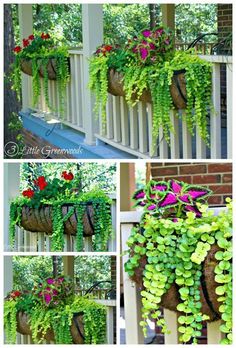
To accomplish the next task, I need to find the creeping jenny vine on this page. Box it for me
[125,179,232,344]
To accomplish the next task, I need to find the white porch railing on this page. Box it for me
[96,55,232,159]
[15,298,116,344]
[11,195,116,252]
[120,208,225,344]
[26,53,232,159]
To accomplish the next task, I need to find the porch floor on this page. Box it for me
[20,110,227,159]
[20,110,136,159]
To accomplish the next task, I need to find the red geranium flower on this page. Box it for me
[23,39,30,47]
[41,33,50,40]
[34,176,48,190]
[61,171,74,181]
[13,46,22,53]
[22,188,34,198]
[28,34,34,41]
[104,45,113,52]
[11,290,21,298]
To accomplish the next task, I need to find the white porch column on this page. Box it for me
[82,4,103,145]
[4,163,20,251]
[161,4,175,31]
[63,256,74,278]
[4,256,13,295]
[18,4,33,110]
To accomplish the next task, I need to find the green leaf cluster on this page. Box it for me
[4,294,106,344]
[9,190,113,252]
[89,39,212,154]
[125,200,232,344]
[11,38,69,116]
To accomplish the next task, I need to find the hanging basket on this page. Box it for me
[20,58,70,80]
[108,68,187,110]
[19,203,96,236]
[130,243,222,322]
[16,311,84,343]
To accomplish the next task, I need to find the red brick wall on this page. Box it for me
[151,162,232,206]
[217,4,232,121]
[218,4,232,41]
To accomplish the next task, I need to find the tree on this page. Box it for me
[12,256,111,291]
[74,256,111,289]
[149,4,158,29]
[11,4,217,47]
[4,4,22,154]
[20,162,116,193]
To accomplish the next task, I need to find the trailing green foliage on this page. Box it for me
[125,180,232,344]
[89,27,213,154]
[88,55,109,130]
[11,33,69,115]
[9,168,114,252]
[4,278,107,344]
[4,298,18,344]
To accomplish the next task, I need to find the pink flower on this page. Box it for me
[173,218,179,223]
[165,39,170,45]
[53,289,58,296]
[141,40,148,45]
[46,278,54,284]
[132,46,138,53]
[142,30,151,38]
[140,48,149,60]
[44,293,52,304]
[58,277,64,283]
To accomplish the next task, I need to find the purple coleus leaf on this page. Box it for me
[142,30,151,38]
[188,188,211,200]
[139,47,149,60]
[151,181,168,192]
[149,43,156,50]
[178,194,192,204]
[46,278,54,285]
[138,201,146,207]
[135,192,146,199]
[155,28,164,37]
[147,204,157,211]
[159,192,178,208]
[185,205,202,217]
[181,185,212,203]
[44,293,52,304]
[132,189,146,200]
[170,180,182,194]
